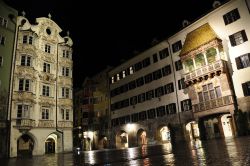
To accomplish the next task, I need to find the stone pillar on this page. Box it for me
[170,124,186,143]
[203,51,208,65]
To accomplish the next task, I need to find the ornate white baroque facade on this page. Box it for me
[9,14,73,157]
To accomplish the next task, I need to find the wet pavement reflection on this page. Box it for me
[2,136,250,166]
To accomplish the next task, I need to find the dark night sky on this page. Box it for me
[4,0,228,88]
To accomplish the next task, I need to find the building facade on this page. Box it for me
[0,0,18,158]
[74,67,111,150]
[9,14,73,157]
[109,0,250,148]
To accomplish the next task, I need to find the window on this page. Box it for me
[167,103,176,114]
[235,53,250,69]
[223,8,240,25]
[131,113,139,122]
[63,50,70,58]
[175,60,183,71]
[0,35,5,45]
[22,35,33,44]
[130,96,137,105]
[242,81,250,96]
[139,111,147,121]
[128,80,136,90]
[144,73,153,84]
[181,99,192,112]
[136,77,144,87]
[164,83,174,94]
[21,55,31,66]
[146,90,154,100]
[45,44,51,53]
[17,104,29,118]
[129,66,134,74]
[156,106,166,117]
[0,56,2,67]
[41,107,49,119]
[42,85,50,96]
[43,63,50,73]
[62,67,70,76]
[178,78,186,90]
[162,65,171,76]
[138,93,145,103]
[122,70,126,78]
[134,62,142,72]
[147,108,156,119]
[142,57,150,67]
[62,87,70,98]
[229,30,248,46]
[0,17,7,27]
[153,53,158,63]
[153,69,162,80]
[155,86,164,97]
[61,108,70,120]
[198,83,222,102]
[159,48,169,59]
[19,79,30,91]
[172,40,182,53]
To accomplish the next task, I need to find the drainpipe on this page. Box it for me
[166,40,182,125]
[7,17,25,157]
[56,42,64,153]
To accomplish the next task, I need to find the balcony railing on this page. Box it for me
[58,121,73,128]
[15,119,36,129]
[184,60,227,83]
[193,95,233,113]
[38,120,54,128]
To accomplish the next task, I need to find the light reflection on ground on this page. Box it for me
[2,136,250,166]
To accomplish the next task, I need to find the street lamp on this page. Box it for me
[78,126,82,150]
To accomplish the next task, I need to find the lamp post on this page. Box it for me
[78,126,82,150]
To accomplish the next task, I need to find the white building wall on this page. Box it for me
[10,15,73,157]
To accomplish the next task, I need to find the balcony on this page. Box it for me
[13,91,35,103]
[57,121,73,128]
[38,120,54,128]
[14,119,36,130]
[193,95,233,113]
[184,60,227,84]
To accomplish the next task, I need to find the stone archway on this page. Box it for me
[17,134,34,157]
[221,114,233,137]
[45,132,62,154]
[45,138,55,154]
[115,130,128,149]
[186,121,200,141]
[157,125,171,143]
[137,129,147,146]
[97,136,108,149]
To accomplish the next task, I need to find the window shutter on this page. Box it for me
[188,99,192,110]
[241,30,248,42]
[223,15,229,25]
[173,103,176,113]
[242,83,248,96]
[235,57,242,69]
[178,80,181,90]
[235,8,240,19]
[229,35,236,46]
[181,101,184,112]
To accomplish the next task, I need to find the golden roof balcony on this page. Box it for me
[184,60,227,85]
